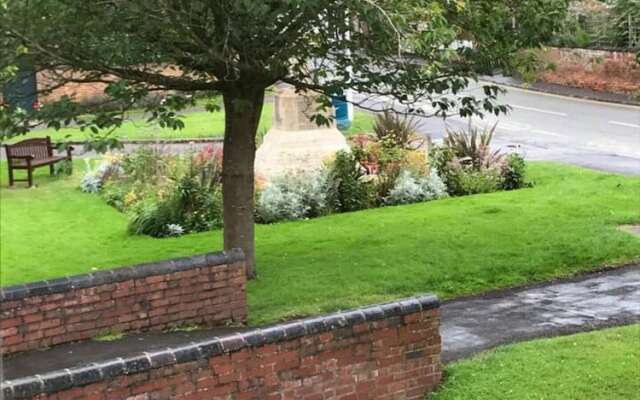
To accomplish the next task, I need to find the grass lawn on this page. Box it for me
[430,324,640,400]
[7,104,376,142]
[1,162,639,325]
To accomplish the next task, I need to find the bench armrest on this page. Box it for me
[53,143,74,158]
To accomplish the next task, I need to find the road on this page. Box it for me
[5,85,637,175]
[354,84,640,175]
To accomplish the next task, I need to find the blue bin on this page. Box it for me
[332,95,352,131]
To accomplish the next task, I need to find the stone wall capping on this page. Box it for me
[1,250,248,355]
[0,250,244,302]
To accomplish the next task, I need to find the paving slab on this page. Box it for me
[441,264,640,362]
[1,327,246,381]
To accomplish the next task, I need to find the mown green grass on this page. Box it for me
[0,163,638,325]
[430,324,640,400]
[7,104,375,142]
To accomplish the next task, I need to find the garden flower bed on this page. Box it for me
[79,112,529,238]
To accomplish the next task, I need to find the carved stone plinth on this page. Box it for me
[255,85,348,179]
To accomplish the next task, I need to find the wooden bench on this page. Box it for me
[4,137,73,187]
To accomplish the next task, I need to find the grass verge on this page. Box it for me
[430,324,640,400]
[7,104,375,142]
[1,163,638,325]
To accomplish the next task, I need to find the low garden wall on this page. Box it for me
[1,295,442,400]
[0,250,247,355]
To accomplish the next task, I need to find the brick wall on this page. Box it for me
[1,295,442,400]
[538,47,640,95]
[0,250,247,355]
[36,70,108,105]
[33,67,178,106]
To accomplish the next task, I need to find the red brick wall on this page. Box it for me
[0,250,247,355]
[36,70,108,105]
[2,296,441,400]
[34,67,179,105]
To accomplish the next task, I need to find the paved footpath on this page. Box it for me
[3,265,640,380]
[441,264,640,362]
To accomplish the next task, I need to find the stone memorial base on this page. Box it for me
[255,84,349,179]
[255,127,348,178]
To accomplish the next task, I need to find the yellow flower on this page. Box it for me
[124,191,138,206]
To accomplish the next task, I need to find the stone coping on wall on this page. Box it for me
[0,294,439,399]
[0,249,244,302]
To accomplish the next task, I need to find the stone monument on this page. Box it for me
[255,84,349,179]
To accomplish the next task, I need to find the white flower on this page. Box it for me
[166,224,185,236]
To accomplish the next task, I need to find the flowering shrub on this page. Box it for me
[420,170,449,200]
[81,145,224,237]
[256,171,330,223]
[350,114,431,202]
[326,150,375,212]
[80,126,528,231]
[431,125,531,196]
[501,153,528,191]
[256,184,308,223]
[80,154,124,193]
[385,170,448,205]
[452,165,502,195]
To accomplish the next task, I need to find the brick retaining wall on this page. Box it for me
[538,47,640,95]
[0,250,247,355]
[1,295,442,400]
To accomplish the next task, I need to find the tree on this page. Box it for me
[0,0,568,278]
[607,0,640,49]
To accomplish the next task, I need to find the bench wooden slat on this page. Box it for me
[4,136,73,187]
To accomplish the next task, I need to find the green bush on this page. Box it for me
[101,181,128,211]
[501,153,527,190]
[121,146,168,183]
[442,123,503,169]
[455,167,502,195]
[127,198,181,237]
[173,173,224,232]
[126,179,223,238]
[513,49,549,83]
[54,159,73,176]
[433,125,530,196]
[552,16,593,48]
[327,151,375,212]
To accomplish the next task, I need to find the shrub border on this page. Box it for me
[1,294,439,399]
[0,249,244,302]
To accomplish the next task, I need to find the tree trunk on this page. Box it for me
[222,87,265,279]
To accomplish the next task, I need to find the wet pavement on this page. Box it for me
[2,327,246,380]
[441,264,640,362]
